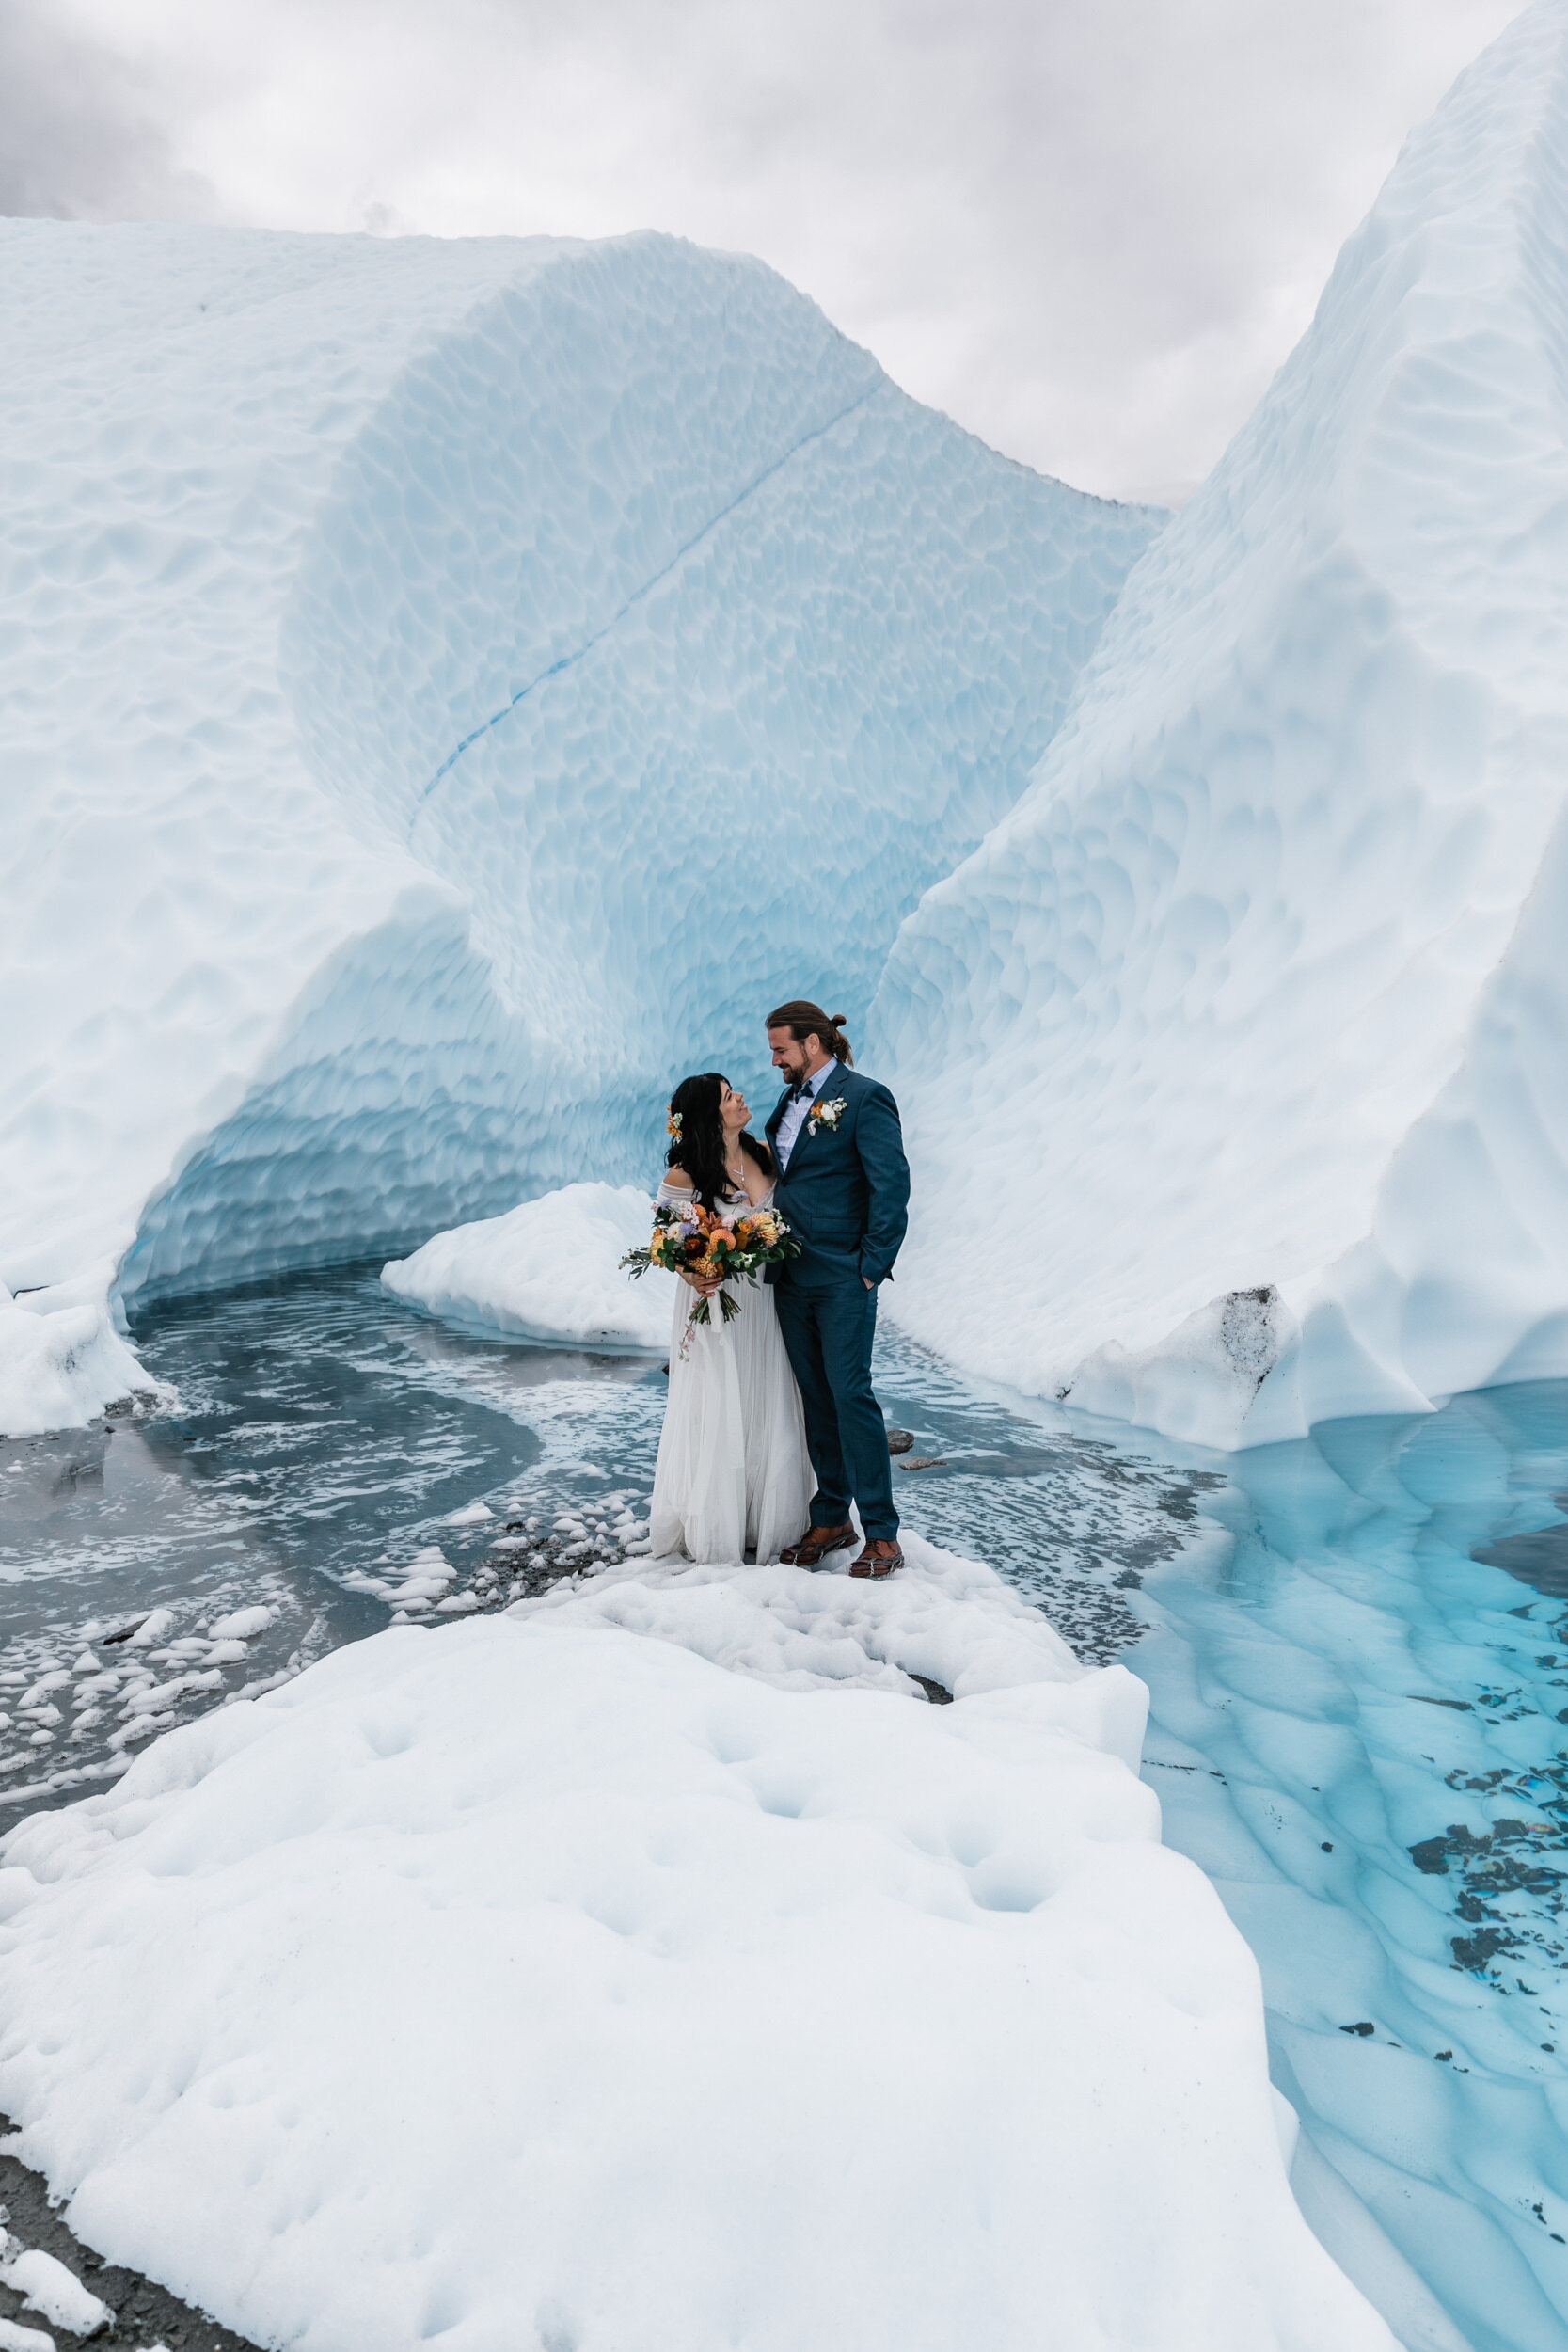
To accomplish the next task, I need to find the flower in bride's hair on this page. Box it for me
[666,1105,683,1141]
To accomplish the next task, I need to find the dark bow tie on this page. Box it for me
[787,1082,810,1104]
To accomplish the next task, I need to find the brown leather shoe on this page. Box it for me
[850,1537,904,1579]
[780,1522,856,1567]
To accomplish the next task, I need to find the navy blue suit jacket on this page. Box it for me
[765,1065,911,1291]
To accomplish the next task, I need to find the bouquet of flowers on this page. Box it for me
[621,1197,801,1351]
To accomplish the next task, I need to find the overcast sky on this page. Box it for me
[1,0,1523,502]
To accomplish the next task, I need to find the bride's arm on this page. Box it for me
[658,1168,719,1296]
[738,1134,774,1205]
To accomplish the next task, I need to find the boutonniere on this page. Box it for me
[809,1095,847,1130]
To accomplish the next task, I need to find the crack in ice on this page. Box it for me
[410,379,883,834]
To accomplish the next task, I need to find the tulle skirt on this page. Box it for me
[648,1275,814,1564]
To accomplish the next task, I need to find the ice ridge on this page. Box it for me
[871,0,1568,1449]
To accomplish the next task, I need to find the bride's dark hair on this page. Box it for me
[667,1072,772,1208]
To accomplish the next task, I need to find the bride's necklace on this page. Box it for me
[723,1147,747,1191]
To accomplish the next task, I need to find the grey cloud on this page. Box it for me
[0,0,216,221]
[0,0,1527,500]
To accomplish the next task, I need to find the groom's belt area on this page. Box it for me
[797,1222,861,1240]
[776,1181,869,1219]
[778,1205,863,1242]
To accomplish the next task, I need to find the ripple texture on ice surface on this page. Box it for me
[872,0,1568,1449]
[0,1557,1395,2352]
[0,220,1160,1429]
[1132,1384,1568,2352]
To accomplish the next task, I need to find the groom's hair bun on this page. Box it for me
[767,1000,854,1065]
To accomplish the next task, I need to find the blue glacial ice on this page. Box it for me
[1129,1381,1568,2352]
[871,0,1568,1451]
[0,220,1159,1428]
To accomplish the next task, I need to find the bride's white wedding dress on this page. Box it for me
[648,1179,814,1563]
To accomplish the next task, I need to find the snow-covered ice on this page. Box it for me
[0,1272,157,1440]
[0,2246,113,2338]
[0,218,1158,1433]
[510,1535,1098,1705]
[383,1183,674,1350]
[873,0,1568,1448]
[0,1543,1394,2352]
[0,2320,54,2352]
[204,1607,274,1644]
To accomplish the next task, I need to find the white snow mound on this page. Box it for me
[383,1182,674,1350]
[873,0,1568,1447]
[0,2248,113,2338]
[0,218,1159,1430]
[0,1267,160,1438]
[0,1545,1393,2352]
[511,1534,1094,1705]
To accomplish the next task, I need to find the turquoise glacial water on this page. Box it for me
[1116,1387,1568,2352]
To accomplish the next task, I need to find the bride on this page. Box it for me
[647,1070,813,1564]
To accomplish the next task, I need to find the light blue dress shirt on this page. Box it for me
[774,1058,837,1170]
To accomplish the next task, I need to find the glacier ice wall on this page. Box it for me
[0,225,560,1314]
[0,219,1159,1417]
[871,0,1568,1447]
[277,234,1160,1229]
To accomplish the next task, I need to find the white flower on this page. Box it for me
[811,1095,847,1129]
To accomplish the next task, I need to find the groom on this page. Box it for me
[764,999,911,1579]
